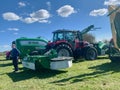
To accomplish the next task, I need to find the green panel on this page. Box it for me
[98,41,106,49]
[39,57,50,69]
[23,55,50,69]
[15,37,48,58]
[22,49,58,69]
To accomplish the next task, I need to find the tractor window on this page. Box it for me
[53,32,64,41]
[58,33,64,40]
[53,33,57,41]
[65,32,75,41]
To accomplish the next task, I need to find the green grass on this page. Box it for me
[1,55,120,90]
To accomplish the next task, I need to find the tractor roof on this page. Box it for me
[53,25,94,35]
[53,29,79,33]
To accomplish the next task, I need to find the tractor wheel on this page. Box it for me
[85,47,97,60]
[56,44,73,57]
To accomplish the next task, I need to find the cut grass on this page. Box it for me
[1,55,120,90]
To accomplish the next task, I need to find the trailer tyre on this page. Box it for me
[85,47,97,60]
[56,44,73,57]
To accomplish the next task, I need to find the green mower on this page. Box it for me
[14,37,73,70]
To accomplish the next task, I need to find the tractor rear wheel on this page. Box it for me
[85,47,97,60]
[56,44,73,57]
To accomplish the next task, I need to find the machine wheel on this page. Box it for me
[85,47,97,60]
[56,44,73,57]
[109,47,120,63]
[109,56,120,63]
[29,51,39,55]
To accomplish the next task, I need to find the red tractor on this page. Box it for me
[46,25,97,60]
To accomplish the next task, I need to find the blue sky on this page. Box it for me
[0,0,119,52]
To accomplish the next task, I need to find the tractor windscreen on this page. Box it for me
[53,32,64,41]
[53,30,76,42]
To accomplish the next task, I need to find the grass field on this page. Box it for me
[1,55,120,90]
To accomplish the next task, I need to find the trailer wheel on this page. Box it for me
[56,44,73,57]
[85,47,97,60]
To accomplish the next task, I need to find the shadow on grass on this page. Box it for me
[89,62,120,72]
[7,68,67,82]
[0,59,8,61]
[51,62,120,85]
[0,62,13,67]
[0,61,22,67]
[0,59,12,67]
[73,59,85,63]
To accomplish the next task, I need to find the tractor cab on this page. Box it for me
[53,30,82,42]
[52,30,83,49]
[52,25,94,49]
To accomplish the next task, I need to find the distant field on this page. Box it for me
[0,55,120,90]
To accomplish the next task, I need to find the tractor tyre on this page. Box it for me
[56,44,73,57]
[85,47,97,60]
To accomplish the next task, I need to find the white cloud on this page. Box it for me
[2,9,51,24]
[8,28,19,31]
[46,1,51,10]
[57,5,76,17]
[18,2,26,7]
[2,12,20,21]
[38,20,51,23]
[104,0,120,5]
[89,8,108,16]
[22,17,37,24]
[23,9,51,23]
[30,9,50,20]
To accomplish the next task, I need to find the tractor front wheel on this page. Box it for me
[85,47,97,60]
[56,44,73,57]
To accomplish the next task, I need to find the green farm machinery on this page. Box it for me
[93,41,108,56]
[15,37,73,70]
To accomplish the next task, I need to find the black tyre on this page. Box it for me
[85,47,97,60]
[109,47,120,63]
[29,51,39,55]
[109,56,120,63]
[56,44,73,57]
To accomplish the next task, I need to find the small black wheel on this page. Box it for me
[56,44,73,57]
[85,47,97,60]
